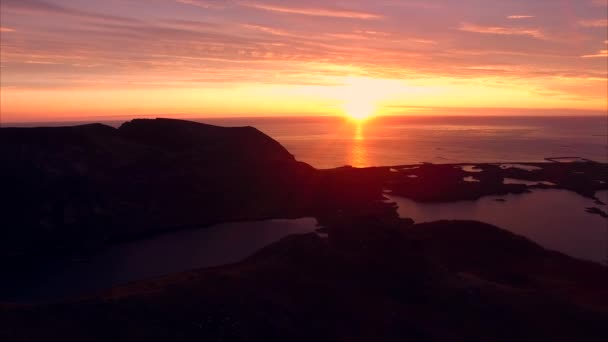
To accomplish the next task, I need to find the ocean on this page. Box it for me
[10,115,606,168]
[200,115,608,168]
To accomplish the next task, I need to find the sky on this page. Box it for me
[0,0,607,122]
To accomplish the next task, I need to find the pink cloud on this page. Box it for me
[241,24,292,36]
[459,23,545,39]
[240,1,382,19]
[578,19,608,27]
[581,50,608,58]
[507,15,535,20]
[175,0,229,9]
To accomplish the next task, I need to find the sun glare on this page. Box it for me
[338,77,404,121]
[343,98,376,120]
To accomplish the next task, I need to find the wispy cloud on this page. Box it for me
[0,27,16,32]
[240,2,382,19]
[578,19,608,27]
[1,0,135,23]
[382,1,443,9]
[581,50,608,58]
[459,23,545,39]
[507,15,535,20]
[590,0,607,7]
[175,0,228,9]
[241,24,292,36]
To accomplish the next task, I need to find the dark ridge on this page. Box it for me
[118,118,295,162]
[0,119,317,287]
[0,118,400,278]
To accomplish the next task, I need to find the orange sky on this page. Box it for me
[1,0,607,122]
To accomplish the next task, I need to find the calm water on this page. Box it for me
[10,116,607,168]
[200,116,608,168]
[5,218,319,303]
[388,190,608,264]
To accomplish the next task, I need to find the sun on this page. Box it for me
[343,97,376,121]
[338,76,399,121]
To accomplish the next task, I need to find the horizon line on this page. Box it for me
[3,110,607,126]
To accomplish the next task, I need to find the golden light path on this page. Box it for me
[348,122,369,167]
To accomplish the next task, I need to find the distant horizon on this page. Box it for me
[3,113,606,167]
[2,107,607,125]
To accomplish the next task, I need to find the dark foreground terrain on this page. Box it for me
[1,119,607,341]
[2,218,608,341]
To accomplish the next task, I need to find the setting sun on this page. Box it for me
[343,98,376,120]
[338,77,403,120]
[2,1,608,339]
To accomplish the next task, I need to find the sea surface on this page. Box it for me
[201,116,608,168]
[9,115,607,168]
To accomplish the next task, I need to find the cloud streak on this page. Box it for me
[1,0,136,23]
[175,0,229,9]
[507,15,535,20]
[240,1,382,19]
[578,19,608,27]
[459,23,545,39]
[590,0,607,7]
[581,50,608,58]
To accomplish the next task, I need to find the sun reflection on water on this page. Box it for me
[348,122,369,167]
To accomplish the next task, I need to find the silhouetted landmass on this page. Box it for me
[385,162,607,202]
[0,119,388,264]
[1,119,311,254]
[2,119,605,266]
[586,207,608,218]
[1,118,607,341]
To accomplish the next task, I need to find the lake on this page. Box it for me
[387,189,608,264]
[4,218,319,304]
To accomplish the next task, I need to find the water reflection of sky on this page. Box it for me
[209,116,608,169]
[388,189,608,264]
[7,218,319,303]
